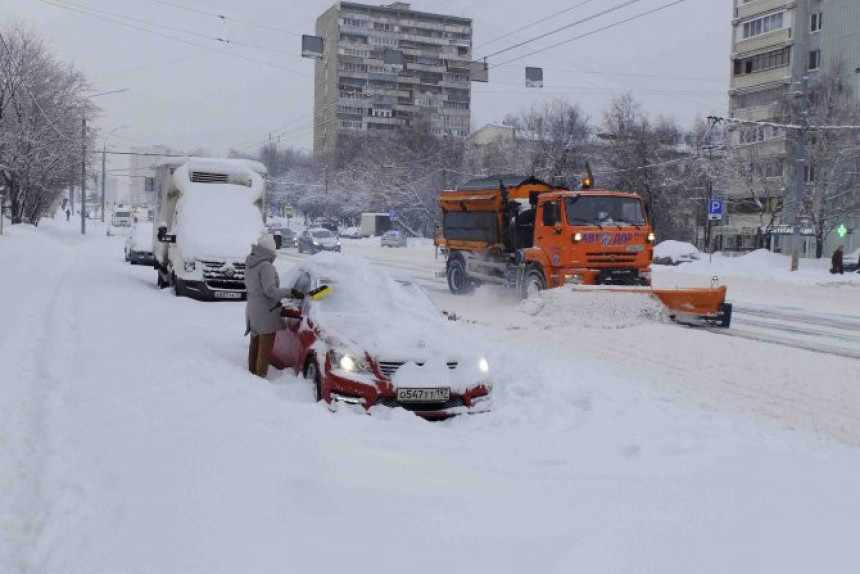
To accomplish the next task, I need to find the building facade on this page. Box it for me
[313,2,473,158]
[725,0,860,256]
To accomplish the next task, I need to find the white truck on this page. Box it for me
[153,157,268,300]
[111,205,133,227]
[359,212,392,237]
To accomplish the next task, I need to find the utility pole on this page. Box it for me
[81,116,87,235]
[101,145,106,222]
[790,77,809,271]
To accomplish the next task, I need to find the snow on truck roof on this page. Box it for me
[456,174,551,191]
[156,156,268,176]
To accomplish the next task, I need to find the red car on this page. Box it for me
[270,254,492,419]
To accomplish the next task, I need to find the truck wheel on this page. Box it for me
[157,268,168,289]
[172,274,184,297]
[447,257,471,295]
[520,268,545,299]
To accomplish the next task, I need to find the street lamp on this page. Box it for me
[101,125,129,222]
[80,88,129,235]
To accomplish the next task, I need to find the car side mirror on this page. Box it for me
[281,306,302,319]
[157,224,176,244]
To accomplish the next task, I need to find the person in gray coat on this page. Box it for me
[245,234,304,377]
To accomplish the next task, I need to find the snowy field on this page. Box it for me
[2,216,860,574]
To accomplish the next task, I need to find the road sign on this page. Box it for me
[389,210,398,221]
[283,205,293,218]
[707,199,723,221]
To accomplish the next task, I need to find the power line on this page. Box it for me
[494,0,687,68]
[482,0,647,60]
[37,0,311,77]
[145,0,303,37]
[474,0,598,55]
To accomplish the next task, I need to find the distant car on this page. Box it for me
[270,227,297,249]
[313,218,340,234]
[270,254,492,419]
[341,226,363,239]
[124,221,155,266]
[380,229,407,248]
[298,228,341,254]
[111,208,133,227]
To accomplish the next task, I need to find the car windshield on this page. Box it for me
[115,211,131,218]
[312,230,333,238]
[564,196,646,226]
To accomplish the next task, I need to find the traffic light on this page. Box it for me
[837,223,847,238]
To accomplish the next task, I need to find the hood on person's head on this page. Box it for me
[246,234,277,267]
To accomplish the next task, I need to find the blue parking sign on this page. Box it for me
[708,200,723,215]
[389,210,398,221]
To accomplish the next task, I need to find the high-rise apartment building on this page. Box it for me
[313,2,473,158]
[724,0,860,255]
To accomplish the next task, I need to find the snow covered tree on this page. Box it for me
[0,23,96,225]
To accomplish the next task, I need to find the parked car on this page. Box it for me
[271,227,297,249]
[111,207,133,227]
[270,254,492,419]
[124,221,155,266]
[341,226,364,239]
[380,229,407,248]
[298,228,341,254]
[313,218,340,235]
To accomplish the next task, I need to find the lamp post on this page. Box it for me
[81,88,129,235]
[101,125,129,222]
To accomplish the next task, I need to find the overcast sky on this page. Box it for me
[1,0,733,156]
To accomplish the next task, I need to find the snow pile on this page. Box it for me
[653,239,700,263]
[663,248,860,285]
[172,164,265,260]
[518,288,669,328]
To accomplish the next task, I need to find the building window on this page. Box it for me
[732,86,787,109]
[761,160,784,179]
[341,47,369,58]
[741,12,785,39]
[342,18,369,28]
[804,165,815,183]
[340,120,363,130]
[810,12,823,32]
[370,108,393,118]
[370,36,398,47]
[733,47,791,76]
[338,105,364,116]
[738,125,782,144]
[808,49,821,71]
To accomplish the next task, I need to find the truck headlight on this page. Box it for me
[184,260,196,272]
[329,350,370,374]
[478,358,490,373]
[572,232,582,243]
[647,232,656,243]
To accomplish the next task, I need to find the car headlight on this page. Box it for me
[184,260,196,272]
[478,358,490,373]
[329,350,370,374]
[313,241,320,246]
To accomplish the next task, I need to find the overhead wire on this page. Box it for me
[144,0,303,37]
[474,0,598,54]
[36,0,311,77]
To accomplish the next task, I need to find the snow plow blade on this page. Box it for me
[569,285,732,328]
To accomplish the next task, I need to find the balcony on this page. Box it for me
[736,0,795,21]
[731,66,790,91]
[734,28,792,55]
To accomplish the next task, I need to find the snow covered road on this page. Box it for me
[3,220,860,574]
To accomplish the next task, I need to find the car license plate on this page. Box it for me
[396,387,450,403]
[214,291,242,299]
[626,244,645,252]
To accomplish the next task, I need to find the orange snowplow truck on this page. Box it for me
[435,175,732,327]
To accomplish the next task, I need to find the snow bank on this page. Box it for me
[518,287,669,329]
[662,248,860,286]
[172,164,265,260]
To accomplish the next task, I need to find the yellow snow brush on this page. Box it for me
[308,285,332,301]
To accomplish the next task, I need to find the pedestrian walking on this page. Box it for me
[66,208,71,222]
[830,244,844,274]
[244,234,304,377]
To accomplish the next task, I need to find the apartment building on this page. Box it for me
[313,2,473,158]
[724,0,860,255]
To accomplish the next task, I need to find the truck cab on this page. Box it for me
[524,190,655,289]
